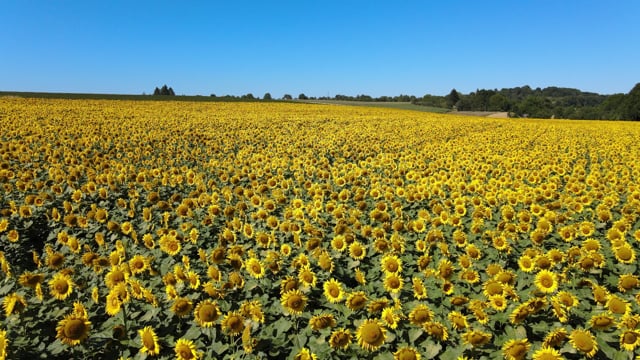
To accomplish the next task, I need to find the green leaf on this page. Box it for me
[183,324,202,340]
[409,328,424,343]
[423,339,443,359]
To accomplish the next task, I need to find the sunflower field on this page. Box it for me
[1,98,640,360]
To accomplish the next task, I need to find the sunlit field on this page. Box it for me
[1,98,640,360]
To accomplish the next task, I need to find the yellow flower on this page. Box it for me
[394,346,420,360]
[448,311,468,331]
[348,241,366,260]
[568,328,598,358]
[0,329,7,360]
[245,257,265,279]
[613,242,636,264]
[462,329,492,347]
[2,293,27,316]
[423,321,448,341]
[588,312,615,330]
[221,311,245,336]
[502,338,530,360]
[345,291,368,311]
[281,289,307,315]
[298,266,317,288]
[329,328,352,350]
[383,272,404,294]
[380,307,400,329]
[532,347,563,360]
[408,304,433,326]
[620,329,640,351]
[356,319,386,352]
[534,269,558,294]
[49,272,73,300]
[139,326,160,356]
[323,278,344,303]
[56,314,91,346]
[171,297,193,317]
[293,347,317,360]
[194,299,220,327]
[380,254,402,274]
[174,338,198,360]
[488,294,508,312]
[309,313,336,331]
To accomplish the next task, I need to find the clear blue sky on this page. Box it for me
[1,1,639,97]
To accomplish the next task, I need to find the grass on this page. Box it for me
[299,99,451,113]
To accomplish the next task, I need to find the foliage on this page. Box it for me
[1,98,640,359]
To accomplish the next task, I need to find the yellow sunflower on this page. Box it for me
[462,329,492,347]
[423,321,448,341]
[502,338,530,360]
[488,294,508,312]
[49,272,73,300]
[293,347,317,360]
[380,307,400,329]
[329,328,352,350]
[194,299,220,327]
[606,295,630,315]
[620,329,640,351]
[408,304,433,326]
[245,258,265,279]
[531,346,563,360]
[383,273,404,294]
[380,254,402,274]
[0,329,7,360]
[447,311,468,331]
[174,338,198,360]
[171,297,193,317]
[2,293,27,316]
[221,311,245,336]
[588,312,615,330]
[534,269,558,294]
[412,277,427,300]
[309,313,336,331]
[348,241,366,260]
[56,314,91,346]
[393,346,421,360]
[323,278,344,303]
[356,319,386,352]
[139,326,160,356]
[613,242,636,264]
[298,266,317,288]
[345,291,368,311]
[569,328,598,358]
[281,289,307,315]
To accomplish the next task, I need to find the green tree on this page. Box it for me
[446,89,460,109]
[489,93,509,111]
[263,92,272,100]
[622,83,640,120]
[298,93,308,100]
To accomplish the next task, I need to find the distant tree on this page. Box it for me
[298,93,308,100]
[153,87,161,96]
[446,89,460,109]
[263,92,272,100]
[241,93,255,100]
[489,93,510,111]
[168,87,175,96]
[622,83,640,120]
[283,94,293,100]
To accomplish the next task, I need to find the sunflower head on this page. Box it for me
[194,300,220,327]
[329,328,352,350]
[502,338,530,360]
[569,329,598,358]
[174,338,198,360]
[139,326,160,356]
[394,346,420,360]
[56,314,91,346]
[281,289,307,315]
[356,319,386,352]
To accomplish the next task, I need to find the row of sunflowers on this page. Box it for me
[1,98,640,359]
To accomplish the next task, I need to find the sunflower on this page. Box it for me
[309,313,336,331]
[380,254,402,274]
[462,329,492,347]
[281,289,307,315]
[606,295,630,315]
[569,328,598,358]
[488,294,508,312]
[171,297,193,317]
[407,304,433,326]
[534,270,558,294]
[56,314,91,346]
[329,328,352,350]
[613,243,636,264]
[139,326,160,356]
[383,273,404,294]
[423,321,448,341]
[293,347,317,360]
[105,265,129,289]
[447,311,468,331]
[159,234,181,256]
[245,258,265,279]
[502,338,530,360]
[531,347,563,360]
[356,319,386,352]
[298,266,317,288]
[517,255,535,273]
[355,268,367,285]
[331,235,347,252]
[346,291,368,311]
[588,312,615,330]
[49,272,73,300]
[348,241,366,260]
[536,329,564,351]
[105,291,122,316]
[620,329,640,351]
[323,278,344,303]
[0,329,7,360]
[411,277,427,300]
[174,338,198,360]
[221,311,245,336]
[618,273,639,292]
[2,293,27,316]
[393,346,421,360]
[194,299,220,327]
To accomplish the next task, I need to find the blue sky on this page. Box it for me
[1,1,639,97]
